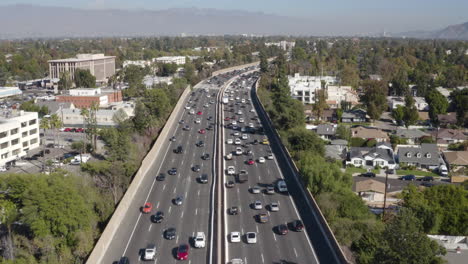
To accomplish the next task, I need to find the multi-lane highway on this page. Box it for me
[222,73,319,264]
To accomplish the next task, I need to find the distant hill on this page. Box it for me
[394,21,468,40]
[0,4,313,39]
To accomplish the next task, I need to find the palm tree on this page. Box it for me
[49,114,62,147]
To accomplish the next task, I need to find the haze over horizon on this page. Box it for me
[2,0,467,35]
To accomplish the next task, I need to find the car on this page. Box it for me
[265,185,275,194]
[233,132,240,136]
[204,103,209,108]
[231,121,237,126]
[226,181,235,188]
[226,139,233,144]
[142,202,152,214]
[183,125,191,131]
[176,244,189,260]
[118,256,130,264]
[250,186,261,194]
[421,182,435,187]
[207,116,213,121]
[202,153,210,160]
[174,196,183,205]
[192,165,201,172]
[277,224,288,235]
[199,129,206,134]
[224,117,231,121]
[250,108,255,113]
[230,232,241,243]
[277,180,288,192]
[229,206,239,215]
[269,202,279,212]
[253,201,262,210]
[239,118,244,123]
[170,136,176,142]
[360,172,376,177]
[75,128,84,133]
[247,159,255,165]
[156,173,166,181]
[194,232,206,248]
[225,153,233,160]
[261,138,270,145]
[197,111,203,116]
[267,153,274,160]
[244,149,253,156]
[246,232,257,244]
[257,213,269,223]
[185,105,191,110]
[63,127,72,132]
[258,157,266,164]
[196,140,204,147]
[199,174,208,184]
[420,176,434,182]
[179,120,185,124]
[174,145,183,154]
[195,118,201,124]
[207,125,213,130]
[152,211,164,223]
[227,166,235,175]
[401,175,416,181]
[248,123,254,128]
[291,220,304,232]
[142,244,156,261]
[168,168,177,175]
[241,134,248,140]
[230,259,244,264]
[235,147,243,155]
[164,227,176,240]
[237,110,243,115]
[189,109,195,115]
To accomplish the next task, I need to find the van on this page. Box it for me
[439,165,448,176]
[277,180,288,193]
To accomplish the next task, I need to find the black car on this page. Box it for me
[168,168,177,175]
[226,181,235,188]
[360,172,376,178]
[174,145,183,154]
[229,206,239,215]
[421,182,435,187]
[401,175,416,181]
[118,256,130,264]
[199,174,208,184]
[196,141,204,147]
[202,153,210,160]
[174,196,183,205]
[207,116,213,121]
[192,165,201,172]
[420,176,434,182]
[170,136,176,142]
[277,224,288,235]
[291,220,304,232]
[164,227,176,240]
[152,211,164,223]
[156,173,166,181]
[252,140,259,145]
[179,120,184,124]
[207,125,213,130]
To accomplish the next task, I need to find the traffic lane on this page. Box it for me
[252,88,340,264]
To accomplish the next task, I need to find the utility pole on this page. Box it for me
[382,171,389,220]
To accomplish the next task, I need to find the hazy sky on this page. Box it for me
[2,0,467,33]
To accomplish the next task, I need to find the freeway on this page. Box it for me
[222,73,320,264]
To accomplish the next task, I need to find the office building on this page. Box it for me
[56,88,122,108]
[48,54,116,83]
[153,56,186,65]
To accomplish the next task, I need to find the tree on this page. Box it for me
[426,89,448,124]
[339,64,360,89]
[403,95,420,128]
[360,80,388,121]
[449,89,468,127]
[336,125,351,142]
[74,69,96,88]
[314,89,328,120]
[58,71,72,90]
[286,127,324,155]
[81,103,99,151]
[19,100,49,117]
[158,63,178,77]
[392,105,405,125]
[291,46,307,61]
[259,50,268,73]
[183,62,197,85]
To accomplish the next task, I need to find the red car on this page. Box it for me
[176,244,189,260]
[197,111,203,115]
[247,159,255,165]
[75,128,84,133]
[64,128,72,132]
[199,129,206,134]
[142,202,152,214]
[224,117,230,121]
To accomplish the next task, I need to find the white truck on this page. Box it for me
[222,97,229,104]
[194,232,206,248]
[70,154,91,165]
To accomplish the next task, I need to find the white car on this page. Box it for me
[242,134,248,140]
[234,139,241,145]
[239,118,244,123]
[142,245,156,260]
[246,232,257,244]
[250,186,261,194]
[253,201,262,210]
[267,154,274,160]
[258,157,265,163]
[194,232,206,248]
[277,180,288,192]
[226,139,233,144]
[237,110,243,115]
[189,109,195,115]
[241,99,246,103]
[235,96,240,100]
[235,147,243,155]
[250,109,255,113]
[270,202,279,212]
[230,232,241,243]
[195,118,201,124]
[233,132,240,136]
[248,123,254,128]
[232,121,237,126]
[227,166,236,175]
[185,105,191,110]
[204,103,209,108]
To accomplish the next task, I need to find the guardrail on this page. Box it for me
[86,85,192,263]
[252,79,350,264]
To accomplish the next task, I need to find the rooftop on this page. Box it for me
[48,53,115,63]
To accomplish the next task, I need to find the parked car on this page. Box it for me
[419,176,434,182]
[360,172,376,178]
[401,175,416,181]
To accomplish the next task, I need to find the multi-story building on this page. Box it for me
[153,56,186,65]
[0,110,40,168]
[265,41,296,51]
[122,60,152,68]
[0,87,22,99]
[48,54,116,83]
[56,88,122,109]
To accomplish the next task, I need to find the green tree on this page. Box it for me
[392,105,405,125]
[403,95,420,128]
[74,69,96,88]
[314,89,328,120]
[58,71,72,90]
[426,89,449,124]
[339,64,360,89]
[336,125,351,142]
[259,50,268,73]
[19,100,49,117]
[286,127,325,155]
[449,89,468,127]
[291,46,307,61]
[360,80,388,121]
[81,103,99,151]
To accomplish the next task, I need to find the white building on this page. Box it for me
[153,56,186,65]
[0,87,22,99]
[143,75,173,88]
[387,96,429,111]
[61,108,130,127]
[265,41,296,51]
[122,60,152,68]
[0,110,40,168]
[327,85,359,108]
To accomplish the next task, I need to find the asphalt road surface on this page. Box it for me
[223,73,320,264]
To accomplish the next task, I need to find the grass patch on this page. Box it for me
[396,169,439,177]
[346,167,367,174]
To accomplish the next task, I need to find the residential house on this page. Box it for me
[432,128,467,145]
[355,179,386,203]
[346,143,397,169]
[353,178,401,207]
[397,144,440,170]
[306,109,337,122]
[342,109,367,123]
[437,112,457,127]
[325,139,348,160]
[443,151,468,174]
[35,100,75,116]
[395,128,429,144]
[351,126,390,142]
[315,124,337,140]
[387,96,429,111]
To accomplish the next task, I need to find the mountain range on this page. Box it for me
[0,4,467,40]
